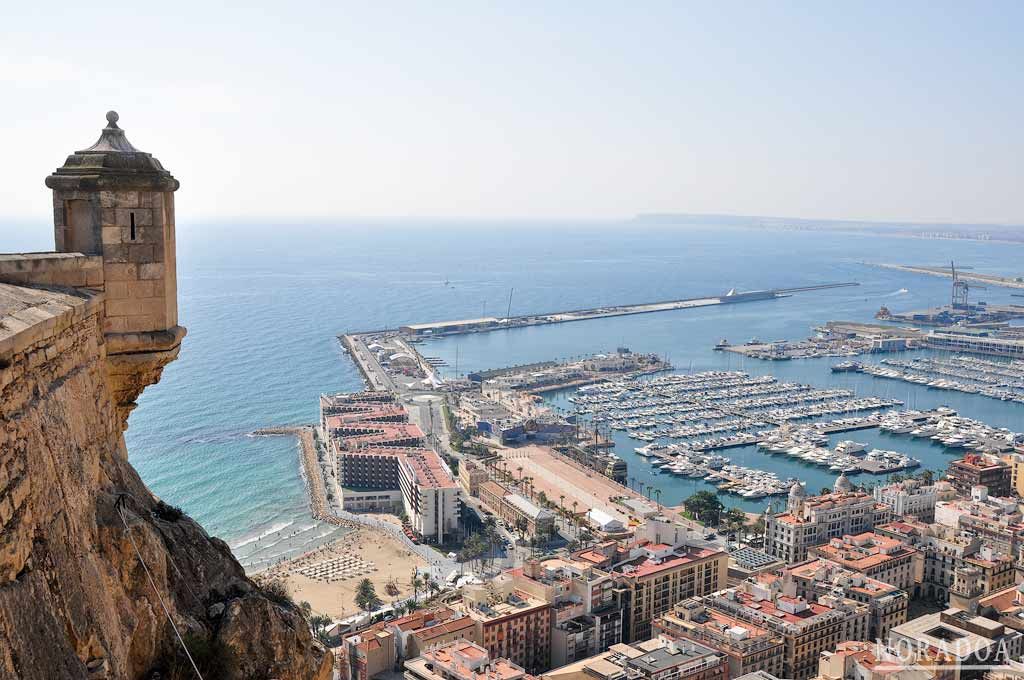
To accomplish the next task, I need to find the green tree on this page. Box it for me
[683,491,724,525]
[723,507,747,534]
[310,613,333,643]
[919,469,935,485]
[355,579,382,613]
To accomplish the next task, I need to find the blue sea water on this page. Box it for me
[21,219,1017,567]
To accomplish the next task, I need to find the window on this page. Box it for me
[130,212,137,241]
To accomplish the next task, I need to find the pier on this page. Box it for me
[398,282,859,338]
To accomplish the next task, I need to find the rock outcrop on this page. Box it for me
[0,113,332,680]
[0,282,331,679]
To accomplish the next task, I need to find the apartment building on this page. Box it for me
[780,559,909,641]
[387,608,480,662]
[543,636,728,680]
[612,539,729,643]
[339,626,398,680]
[888,608,1023,680]
[700,580,871,680]
[654,599,786,678]
[404,641,531,680]
[816,641,935,680]
[459,576,553,674]
[322,390,460,543]
[808,532,917,591]
[934,486,1024,558]
[875,520,1015,603]
[512,558,625,668]
[947,454,1012,498]
[766,480,893,564]
[400,450,461,543]
[873,479,941,523]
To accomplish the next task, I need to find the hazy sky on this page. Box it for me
[3,1,1022,223]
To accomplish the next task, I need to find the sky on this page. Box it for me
[2,1,1023,225]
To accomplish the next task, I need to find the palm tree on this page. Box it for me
[517,465,524,484]
[653,488,662,509]
[411,574,423,601]
[559,495,565,518]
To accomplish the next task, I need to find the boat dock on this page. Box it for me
[398,282,859,338]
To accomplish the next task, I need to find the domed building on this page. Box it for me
[787,480,807,514]
[834,472,855,494]
[765,477,893,564]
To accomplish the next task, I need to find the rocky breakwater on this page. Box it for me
[0,283,332,678]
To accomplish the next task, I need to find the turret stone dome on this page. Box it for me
[46,111,178,192]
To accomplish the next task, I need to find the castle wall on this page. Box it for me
[0,281,331,679]
[0,252,103,290]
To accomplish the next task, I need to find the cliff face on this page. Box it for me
[0,281,332,678]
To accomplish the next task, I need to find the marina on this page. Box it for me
[855,355,1024,404]
[567,370,902,445]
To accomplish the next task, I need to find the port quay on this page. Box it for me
[321,280,1019,511]
[389,282,859,339]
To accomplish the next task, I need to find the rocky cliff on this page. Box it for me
[0,280,332,679]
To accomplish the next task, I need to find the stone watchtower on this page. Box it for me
[45,111,186,423]
[0,111,185,425]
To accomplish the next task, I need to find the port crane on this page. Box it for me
[950,260,985,310]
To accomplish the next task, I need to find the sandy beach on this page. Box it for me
[256,524,428,619]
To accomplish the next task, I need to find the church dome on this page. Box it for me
[834,472,854,493]
[789,481,806,498]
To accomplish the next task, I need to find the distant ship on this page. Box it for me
[713,338,730,350]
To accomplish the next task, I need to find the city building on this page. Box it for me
[765,479,893,564]
[780,559,909,641]
[933,486,1024,558]
[478,481,556,538]
[459,575,553,674]
[888,608,1023,680]
[512,558,625,668]
[924,331,1024,359]
[873,479,940,523]
[946,454,1012,498]
[543,636,728,680]
[459,459,490,497]
[339,626,398,680]
[1002,453,1024,497]
[400,450,461,543]
[875,520,1015,603]
[609,528,729,642]
[808,533,917,590]
[728,547,787,582]
[387,608,481,661]
[816,641,935,680]
[322,392,460,542]
[404,640,530,680]
[654,599,786,678]
[699,580,871,680]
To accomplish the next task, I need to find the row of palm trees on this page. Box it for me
[627,476,663,508]
[482,457,592,540]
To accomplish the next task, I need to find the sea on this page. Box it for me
[8,218,1023,570]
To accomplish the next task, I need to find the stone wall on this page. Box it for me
[0,252,103,290]
[0,281,331,679]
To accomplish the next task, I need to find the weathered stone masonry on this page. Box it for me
[0,113,331,680]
